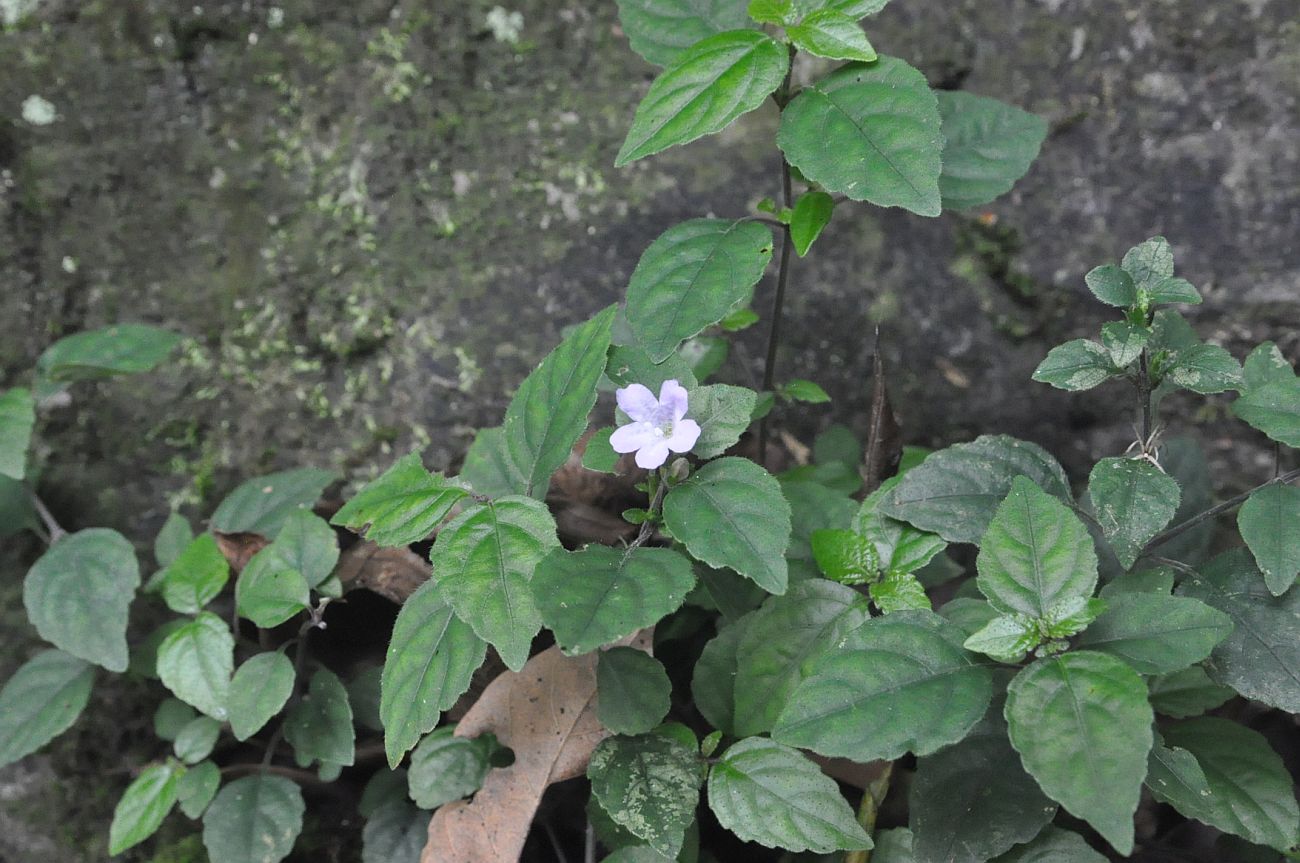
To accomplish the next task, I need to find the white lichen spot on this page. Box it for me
[61,255,77,274]
[485,6,524,44]
[21,95,56,126]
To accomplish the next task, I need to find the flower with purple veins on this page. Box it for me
[610,379,701,469]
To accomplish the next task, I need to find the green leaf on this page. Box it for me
[733,581,868,736]
[872,828,915,863]
[458,426,526,498]
[228,652,296,741]
[1100,321,1148,368]
[811,528,877,585]
[790,191,834,257]
[157,612,234,721]
[1087,456,1181,569]
[1121,236,1174,289]
[624,220,773,362]
[962,614,1038,663]
[1233,378,1300,447]
[976,476,1098,618]
[153,697,197,741]
[333,456,471,549]
[787,9,876,62]
[1146,275,1202,305]
[689,384,758,459]
[236,553,310,628]
[37,323,181,384]
[719,306,760,331]
[268,510,339,589]
[598,648,672,735]
[935,91,1047,210]
[1075,593,1231,674]
[855,478,948,575]
[1166,343,1242,393]
[1031,339,1116,391]
[160,534,230,615]
[362,800,429,863]
[589,734,702,858]
[504,306,617,497]
[582,427,620,474]
[0,387,35,480]
[910,716,1057,863]
[1004,651,1153,854]
[202,774,304,863]
[778,57,943,216]
[691,615,750,735]
[430,496,558,671]
[210,468,335,539]
[781,379,831,403]
[1177,548,1300,712]
[1041,595,1105,638]
[617,31,789,166]
[774,610,993,760]
[23,528,140,672]
[536,543,695,655]
[1085,265,1138,308]
[109,762,182,854]
[748,0,795,25]
[0,474,37,537]
[708,737,871,853]
[1242,341,1295,389]
[992,827,1106,863]
[284,668,355,767]
[1156,718,1300,850]
[0,649,94,769]
[606,340,699,391]
[1147,665,1233,718]
[154,511,194,569]
[881,435,1071,544]
[615,0,753,67]
[380,580,486,768]
[177,760,221,819]
[663,457,791,594]
[173,716,221,764]
[871,570,932,613]
[406,727,494,809]
[782,478,857,568]
[1238,483,1300,595]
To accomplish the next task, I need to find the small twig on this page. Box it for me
[219,763,329,785]
[757,157,795,465]
[845,762,893,863]
[624,469,669,557]
[1149,556,1200,580]
[543,820,569,863]
[260,621,317,768]
[1144,466,1300,552]
[584,820,595,863]
[28,490,66,543]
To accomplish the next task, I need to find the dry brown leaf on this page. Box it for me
[863,348,903,494]
[333,541,429,604]
[422,631,653,863]
[212,531,270,574]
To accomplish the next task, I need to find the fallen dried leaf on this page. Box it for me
[333,541,429,604]
[863,348,903,494]
[213,531,270,574]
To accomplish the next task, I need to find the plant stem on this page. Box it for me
[260,623,315,768]
[28,489,66,544]
[624,468,668,556]
[845,762,893,863]
[1144,466,1300,553]
[1136,351,1154,444]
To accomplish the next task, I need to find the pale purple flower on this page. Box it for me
[610,379,701,469]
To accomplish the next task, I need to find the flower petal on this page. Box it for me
[634,440,672,470]
[610,422,658,454]
[666,419,701,454]
[659,379,689,421]
[616,384,658,423]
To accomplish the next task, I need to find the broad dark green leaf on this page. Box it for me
[615,0,753,67]
[236,552,310,628]
[1147,665,1234,718]
[430,496,559,671]
[0,474,37,537]
[778,57,943,216]
[733,580,868,736]
[284,668,354,767]
[153,697,197,741]
[1032,339,1116,391]
[333,454,470,548]
[855,477,948,574]
[690,384,759,459]
[1100,321,1149,368]
[380,579,487,767]
[881,435,1071,544]
[177,760,221,819]
[23,528,140,672]
[1156,718,1300,850]
[202,774,304,863]
[624,220,773,362]
[708,737,871,853]
[258,509,338,589]
[790,190,834,257]
[976,476,1098,618]
[1146,275,1202,305]
[787,9,876,62]
[774,610,992,760]
[37,323,181,384]
[1177,548,1300,712]
[173,716,221,764]
[154,511,194,569]
[0,387,35,479]
[458,426,526,498]
[210,468,335,539]
[690,614,751,734]
[1241,341,1294,389]
[1075,593,1231,673]
[910,715,1057,863]
[1233,379,1300,447]
[679,334,727,380]
[589,734,703,857]
[160,534,230,615]
[617,31,789,166]
[606,340,699,391]
[0,649,94,768]
[1087,457,1181,569]
[1004,651,1152,854]
[992,827,1106,863]
[935,91,1047,210]
[962,613,1038,664]
[663,457,791,594]
[359,768,409,819]
[504,306,616,497]
[362,800,429,863]
[873,828,917,863]
[407,727,494,809]
[109,762,182,854]
[1085,265,1137,308]
[228,652,295,741]
[811,528,877,584]
[581,427,620,475]
[803,0,891,17]
[157,612,234,721]
[1166,343,1242,394]
[533,545,696,655]
[1121,236,1174,289]
[1238,482,1300,595]
[782,478,857,572]
[598,647,672,735]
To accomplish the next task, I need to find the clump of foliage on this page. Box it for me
[3,1,1299,862]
